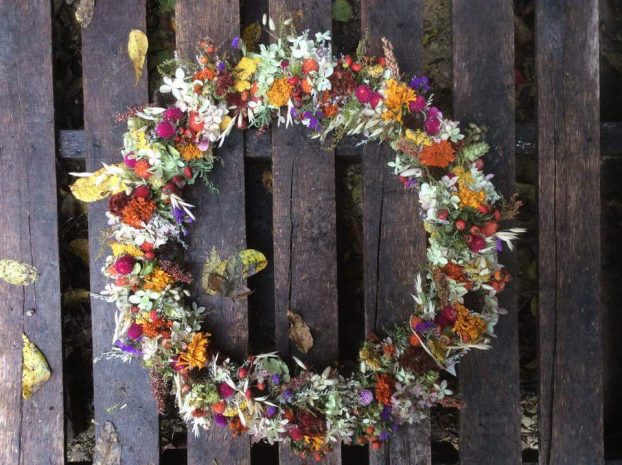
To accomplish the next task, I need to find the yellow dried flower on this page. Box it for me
[382,78,417,123]
[359,346,382,371]
[452,166,486,209]
[266,77,293,107]
[234,57,259,92]
[110,242,143,257]
[405,129,432,147]
[177,332,210,369]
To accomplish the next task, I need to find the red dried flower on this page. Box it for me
[115,255,135,275]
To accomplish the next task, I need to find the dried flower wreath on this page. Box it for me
[72,18,523,460]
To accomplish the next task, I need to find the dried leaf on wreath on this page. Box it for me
[201,248,267,299]
[93,421,121,465]
[0,259,38,286]
[70,164,125,202]
[22,334,51,399]
[75,0,95,28]
[128,29,149,85]
[287,310,314,354]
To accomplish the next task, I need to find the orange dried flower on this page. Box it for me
[302,58,319,74]
[194,68,216,81]
[177,332,210,369]
[211,401,226,414]
[143,268,175,292]
[143,317,172,339]
[374,373,396,406]
[134,159,152,179]
[122,197,156,229]
[179,143,203,161]
[418,140,456,168]
[452,303,487,343]
[228,416,248,436]
[266,78,293,107]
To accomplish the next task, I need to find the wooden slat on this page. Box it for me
[81,3,160,464]
[359,1,431,464]
[0,1,64,464]
[267,1,339,464]
[452,2,522,465]
[174,2,251,464]
[536,2,603,464]
[58,122,622,160]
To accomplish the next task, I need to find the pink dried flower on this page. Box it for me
[164,107,184,121]
[219,382,235,398]
[115,255,136,275]
[127,323,143,340]
[409,95,427,112]
[124,153,137,168]
[467,235,487,253]
[355,84,372,104]
[155,120,176,139]
[370,92,382,109]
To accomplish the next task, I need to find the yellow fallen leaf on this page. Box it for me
[0,259,38,286]
[70,164,125,203]
[22,334,51,399]
[202,248,267,299]
[287,310,314,354]
[75,0,95,28]
[68,239,90,264]
[63,289,91,305]
[128,29,149,85]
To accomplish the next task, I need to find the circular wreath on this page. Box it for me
[72,19,523,460]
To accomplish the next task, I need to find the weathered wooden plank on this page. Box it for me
[175,1,251,464]
[0,2,64,464]
[452,2,522,465]
[81,3,160,464]
[359,1,431,464]
[536,2,603,464]
[267,1,340,464]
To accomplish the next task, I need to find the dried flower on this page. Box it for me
[114,255,135,275]
[177,332,210,369]
[418,140,455,168]
[267,78,293,107]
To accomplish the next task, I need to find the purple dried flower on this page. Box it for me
[409,75,430,93]
[114,340,142,356]
[266,405,277,418]
[496,238,503,253]
[271,374,281,385]
[282,389,293,402]
[380,405,392,422]
[231,36,241,48]
[358,389,374,406]
[415,320,437,333]
[379,431,390,441]
[216,61,226,73]
[214,414,228,427]
[172,207,185,224]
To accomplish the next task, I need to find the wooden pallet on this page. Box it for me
[0,1,608,464]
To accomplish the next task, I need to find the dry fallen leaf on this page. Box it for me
[0,259,38,286]
[22,334,51,399]
[202,248,268,299]
[287,310,314,354]
[75,0,95,28]
[262,170,273,193]
[68,238,90,264]
[70,164,125,202]
[128,29,149,85]
[93,421,121,465]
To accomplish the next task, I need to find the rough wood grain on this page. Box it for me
[268,1,340,464]
[0,2,64,464]
[81,2,159,464]
[175,1,251,464]
[359,1,431,464]
[452,2,522,465]
[536,2,603,464]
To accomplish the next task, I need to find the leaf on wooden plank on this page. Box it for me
[201,248,267,299]
[75,0,95,28]
[63,288,91,305]
[128,29,149,85]
[0,259,38,286]
[604,52,622,74]
[22,334,51,399]
[70,164,125,202]
[332,0,353,22]
[287,310,314,354]
[93,421,121,465]
[262,170,273,193]
[68,238,90,264]
[241,22,262,51]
